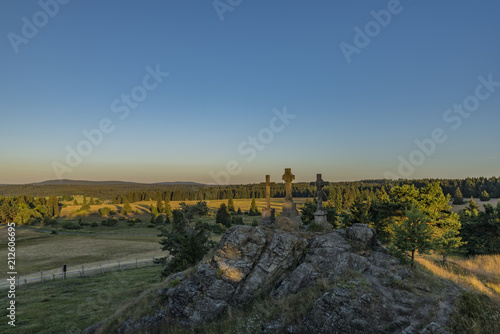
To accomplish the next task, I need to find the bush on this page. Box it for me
[251,219,259,227]
[62,222,82,230]
[100,207,117,217]
[90,222,98,228]
[101,218,118,227]
[231,216,244,225]
[147,223,156,228]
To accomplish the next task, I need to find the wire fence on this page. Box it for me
[1,256,164,289]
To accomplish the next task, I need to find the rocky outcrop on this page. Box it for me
[113,224,458,333]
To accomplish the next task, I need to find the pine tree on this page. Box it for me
[89,196,95,205]
[216,203,231,228]
[391,206,435,268]
[48,195,59,217]
[248,198,260,216]
[121,200,132,215]
[453,187,464,205]
[83,195,87,205]
[157,199,164,214]
[480,190,490,202]
[227,198,235,212]
[73,199,78,206]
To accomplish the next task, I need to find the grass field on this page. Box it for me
[0,265,163,334]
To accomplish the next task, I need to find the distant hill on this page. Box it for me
[31,179,204,186]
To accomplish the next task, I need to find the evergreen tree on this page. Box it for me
[350,197,371,225]
[391,206,435,268]
[121,200,132,215]
[165,202,173,218]
[48,195,59,217]
[216,203,231,228]
[453,187,464,205]
[480,190,490,202]
[237,207,242,215]
[73,199,78,206]
[157,199,164,214]
[83,195,87,205]
[150,205,159,218]
[158,222,214,277]
[89,196,95,205]
[172,209,187,233]
[227,198,235,212]
[248,198,260,216]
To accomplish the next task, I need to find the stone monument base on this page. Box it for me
[261,208,275,226]
[313,210,331,230]
[281,200,299,218]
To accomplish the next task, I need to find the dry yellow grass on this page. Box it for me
[59,198,311,219]
[416,254,500,302]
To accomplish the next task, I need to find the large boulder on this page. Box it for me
[345,223,377,250]
[113,225,458,333]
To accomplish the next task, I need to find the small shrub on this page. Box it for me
[251,220,259,227]
[147,223,155,228]
[128,221,135,226]
[101,218,118,227]
[62,222,82,230]
[90,222,98,228]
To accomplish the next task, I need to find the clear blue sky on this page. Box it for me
[1,0,499,184]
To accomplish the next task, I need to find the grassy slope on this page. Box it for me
[0,265,163,334]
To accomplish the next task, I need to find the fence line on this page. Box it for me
[0,256,164,289]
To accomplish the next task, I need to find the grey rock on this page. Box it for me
[345,223,377,250]
[419,322,450,334]
[115,225,459,334]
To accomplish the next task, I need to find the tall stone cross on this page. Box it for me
[282,168,295,201]
[260,175,275,209]
[310,174,329,210]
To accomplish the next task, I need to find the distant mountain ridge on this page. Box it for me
[29,179,204,186]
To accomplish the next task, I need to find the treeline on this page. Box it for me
[0,195,60,225]
[1,177,498,204]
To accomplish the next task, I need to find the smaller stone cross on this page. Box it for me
[310,174,329,210]
[260,175,276,210]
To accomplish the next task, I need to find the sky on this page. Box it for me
[0,0,499,185]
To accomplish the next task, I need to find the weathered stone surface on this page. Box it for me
[345,223,377,250]
[274,216,303,231]
[419,322,451,334]
[114,224,459,333]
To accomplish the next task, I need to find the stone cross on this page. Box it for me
[282,168,295,201]
[260,175,275,209]
[310,174,329,210]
